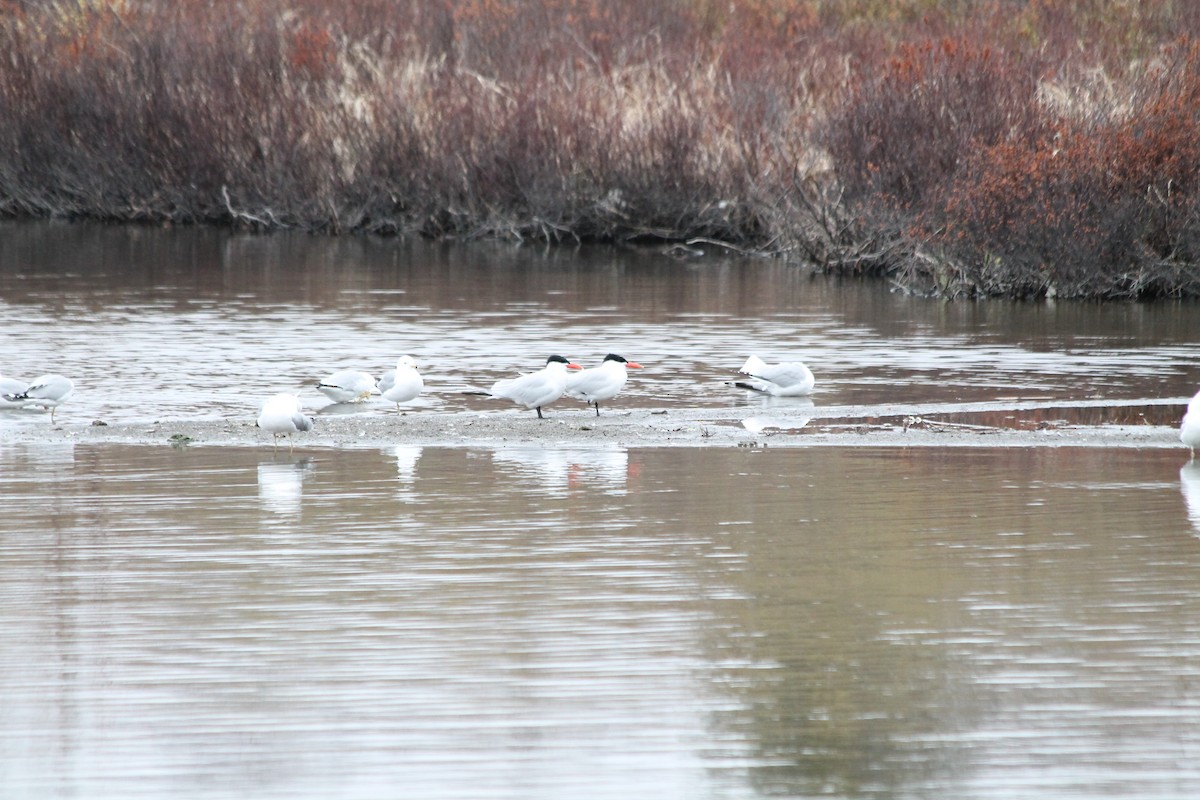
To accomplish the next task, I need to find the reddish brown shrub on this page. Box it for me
[823,36,1049,211]
[1,1,1200,298]
[920,37,1200,298]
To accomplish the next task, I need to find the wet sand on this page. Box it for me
[0,398,1187,452]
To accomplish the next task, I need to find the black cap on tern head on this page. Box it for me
[603,354,628,363]
[546,355,571,365]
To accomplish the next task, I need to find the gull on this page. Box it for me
[733,355,815,397]
[488,355,583,419]
[4,373,74,422]
[0,371,29,409]
[257,393,314,453]
[565,353,643,416]
[376,356,424,414]
[1182,388,1200,459]
[316,369,378,404]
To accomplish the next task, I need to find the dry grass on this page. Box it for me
[2,1,1200,298]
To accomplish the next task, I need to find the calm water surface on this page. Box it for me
[1,221,1199,425]
[3,223,1200,799]
[2,443,1199,799]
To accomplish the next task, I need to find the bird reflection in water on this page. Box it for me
[741,397,815,435]
[489,445,632,496]
[392,445,423,497]
[257,458,316,517]
[1181,462,1200,537]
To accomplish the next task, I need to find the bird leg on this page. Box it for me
[536,407,544,419]
[593,402,600,417]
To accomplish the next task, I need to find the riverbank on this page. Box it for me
[4,3,1200,299]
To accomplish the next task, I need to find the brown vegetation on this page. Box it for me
[2,1,1200,299]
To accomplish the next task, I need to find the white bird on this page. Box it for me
[565,353,643,416]
[488,355,583,419]
[4,373,74,422]
[0,371,29,409]
[377,356,424,414]
[1182,389,1200,459]
[257,393,314,453]
[734,355,815,397]
[316,369,378,404]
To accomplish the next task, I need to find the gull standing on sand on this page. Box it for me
[488,355,583,419]
[733,355,815,397]
[4,373,74,421]
[257,393,314,453]
[1182,388,1200,459]
[0,371,29,409]
[565,353,643,416]
[316,369,378,404]
[377,355,424,414]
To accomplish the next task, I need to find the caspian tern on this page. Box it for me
[565,353,643,416]
[734,355,815,397]
[1182,388,1200,459]
[316,369,378,403]
[4,373,74,421]
[377,355,424,413]
[489,355,583,419]
[0,371,29,409]
[257,393,314,452]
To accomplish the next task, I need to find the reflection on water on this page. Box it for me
[740,397,816,433]
[258,458,316,516]
[1182,461,1200,535]
[490,444,631,496]
[2,443,1199,799]
[1,221,1200,427]
[392,444,422,483]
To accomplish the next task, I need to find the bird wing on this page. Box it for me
[492,369,561,408]
[565,366,623,401]
[754,363,809,388]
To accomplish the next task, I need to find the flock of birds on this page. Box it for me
[5,356,1200,458]
[259,352,815,451]
[258,352,653,452]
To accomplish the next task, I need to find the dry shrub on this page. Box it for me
[824,36,1048,212]
[922,38,1200,299]
[2,1,1200,298]
[0,0,821,246]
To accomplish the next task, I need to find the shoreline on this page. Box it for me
[0,400,1187,452]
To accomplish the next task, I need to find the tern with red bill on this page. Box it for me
[565,353,643,416]
[488,355,583,419]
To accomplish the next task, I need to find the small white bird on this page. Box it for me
[1182,389,1200,459]
[4,373,74,422]
[565,353,643,416]
[377,356,424,414]
[489,355,583,419]
[316,369,378,404]
[734,355,815,397]
[257,393,314,453]
[0,371,29,409]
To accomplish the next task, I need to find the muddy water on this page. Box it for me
[2,443,1200,799]
[1,222,1198,427]
[3,222,1200,799]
